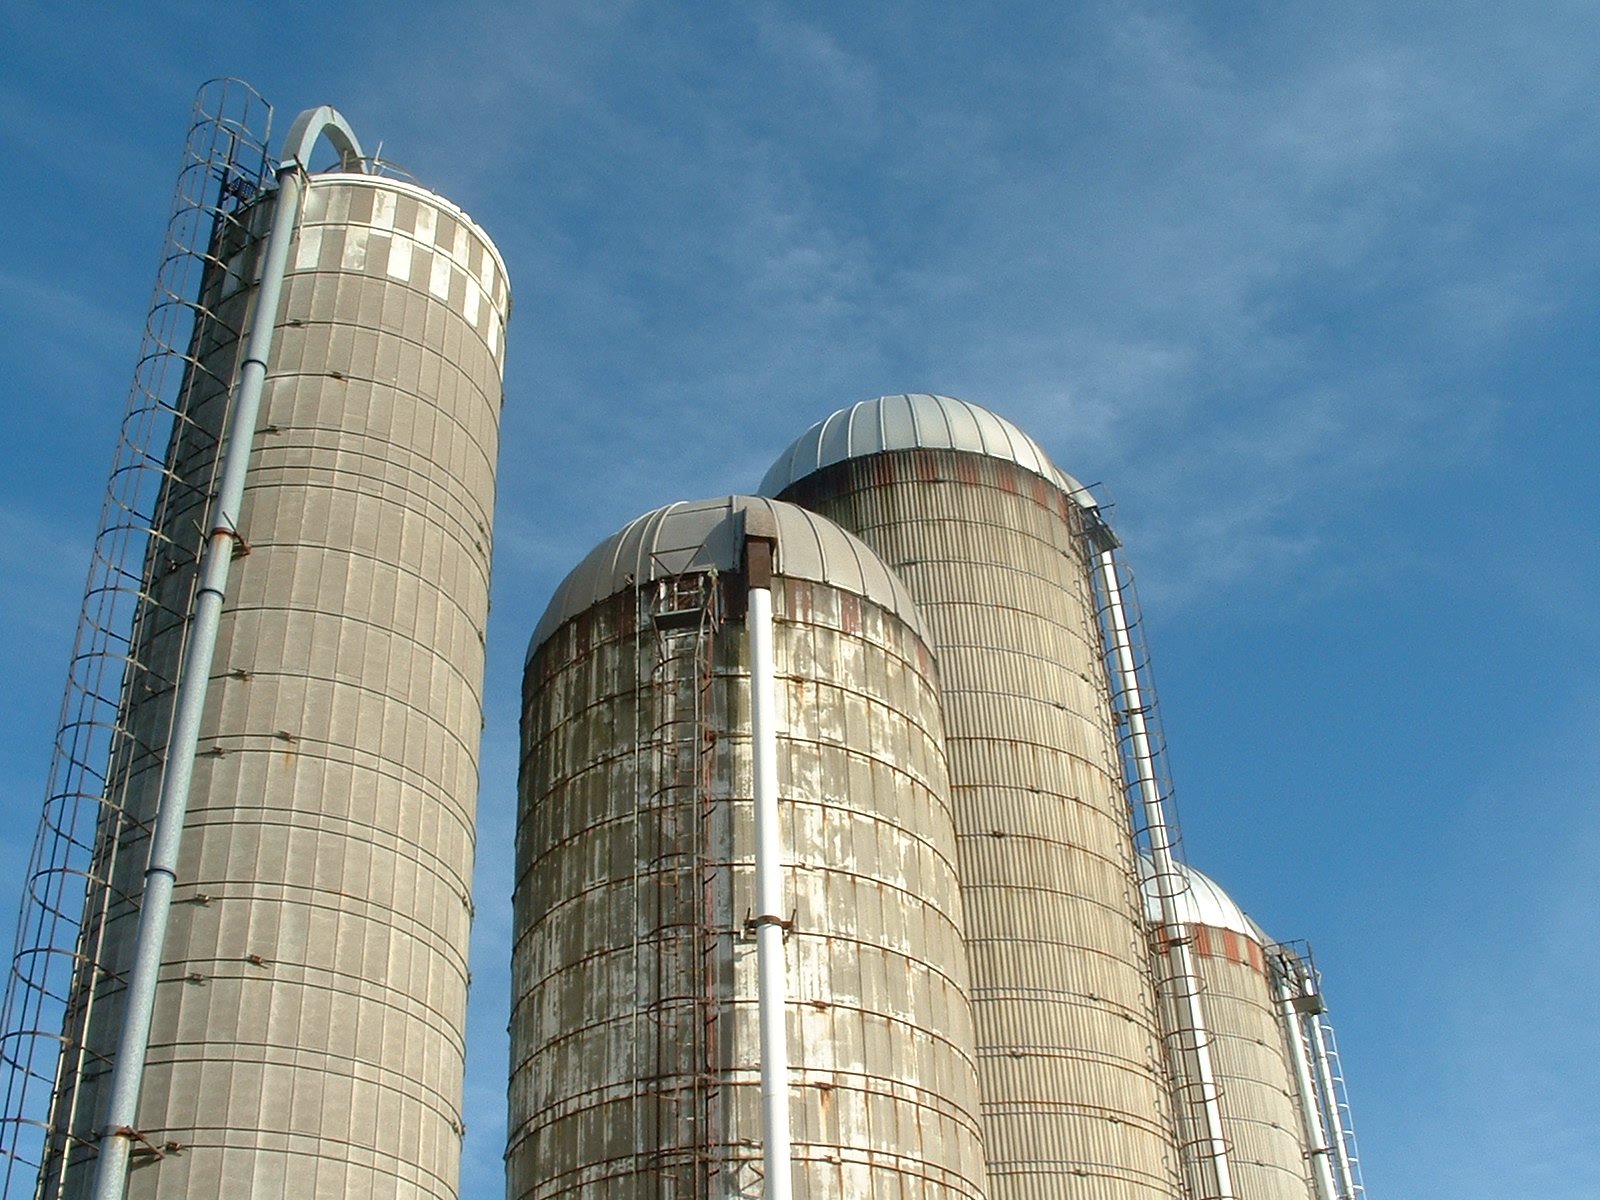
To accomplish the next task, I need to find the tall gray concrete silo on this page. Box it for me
[762,396,1184,1200]
[510,496,991,1200]
[32,109,510,1200]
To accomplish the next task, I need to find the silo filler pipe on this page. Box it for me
[744,532,793,1200]
[1272,957,1339,1200]
[1091,543,1236,1200]
[90,108,364,1200]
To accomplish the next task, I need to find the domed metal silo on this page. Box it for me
[509,496,990,1200]
[42,116,511,1200]
[1140,865,1319,1200]
[762,395,1184,1200]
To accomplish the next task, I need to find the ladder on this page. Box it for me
[636,573,723,1199]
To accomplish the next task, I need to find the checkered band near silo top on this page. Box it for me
[220,174,512,371]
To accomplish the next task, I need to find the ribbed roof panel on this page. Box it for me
[759,393,1095,504]
[1141,860,1275,945]
[527,496,930,660]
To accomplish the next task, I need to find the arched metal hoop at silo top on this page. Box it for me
[278,105,365,173]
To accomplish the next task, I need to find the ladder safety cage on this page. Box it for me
[632,560,726,1197]
[1077,500,1236,1200]
[0,78,275,1199]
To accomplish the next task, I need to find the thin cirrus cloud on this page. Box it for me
[363,3,1582,619]
[1,4,1596,1198]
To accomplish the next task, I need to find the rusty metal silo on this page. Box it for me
[509,496,991,1200]
[762,395,1183,1200]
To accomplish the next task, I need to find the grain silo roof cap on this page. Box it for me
[527,496,931,662]
[758,393,1097,506]
[1139,858,1274,946]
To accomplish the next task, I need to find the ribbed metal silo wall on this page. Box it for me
[510,570,990,1199]
[776,451,1183,1200]
[1161,930,1315,1200]
[47,173,510,1200]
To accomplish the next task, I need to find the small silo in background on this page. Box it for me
[1141,864,1320,1200]
[763,396,1184,1200]
[509,496,991,1200]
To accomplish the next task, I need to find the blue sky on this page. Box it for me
[3,3,1597,1197]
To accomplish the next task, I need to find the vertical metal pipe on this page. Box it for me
[88,161,307,1200]
[1273,963,1338,1200]
[1094,547,1235,1200]
[745,540,792,1200]
[1309,1013,1358,1200]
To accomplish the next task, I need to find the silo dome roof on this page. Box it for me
[758,393,1095,504]
[528,495,930,661]
[1139,859,1273,946]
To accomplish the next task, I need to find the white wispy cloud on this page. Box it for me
[8,6,1578,1191]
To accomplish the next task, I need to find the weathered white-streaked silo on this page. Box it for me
[510,496,990,1200]
[46,150,510,1200]
[762,395,1183,1200]
[1140,865,1318,1200]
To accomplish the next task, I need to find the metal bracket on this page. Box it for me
[113,1125,168,1161]
[742,910,796,938]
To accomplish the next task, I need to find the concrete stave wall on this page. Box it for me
[777,448,1184,1200]
[48,174,508,1200]
[511,557,990,1200]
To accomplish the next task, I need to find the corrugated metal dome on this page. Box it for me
[528,495,931,660]
[758,393,1095,503]
[1140,859,1273,945]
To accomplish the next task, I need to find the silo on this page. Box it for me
[509,496,990,1200]
[1140,865,1318,1200]
[43,123,511,1200]
[762,395,1183,1200]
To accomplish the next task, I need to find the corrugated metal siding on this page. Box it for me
[780,451,1184,1200]
[49,175,506,1200]
[511,571,991,1199]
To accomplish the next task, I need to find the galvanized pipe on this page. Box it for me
[1273,961,1339,1200]
[745,552,792,1200]
[90,108,363,1200]
[1094,547,1235,1200]
[1309,1012,1358,1200]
